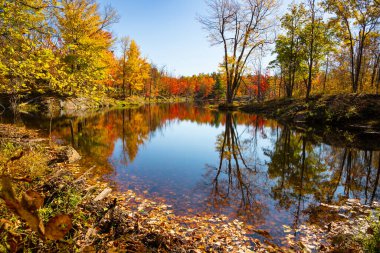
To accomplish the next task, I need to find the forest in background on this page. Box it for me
[0,0,379,104]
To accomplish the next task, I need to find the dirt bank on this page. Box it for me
[240,94,380,150]
[240,94,380,130]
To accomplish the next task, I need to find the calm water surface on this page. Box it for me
[7,103,380,245]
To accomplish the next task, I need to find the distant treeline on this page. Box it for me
[1,0,379,103]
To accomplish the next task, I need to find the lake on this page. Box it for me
[5,103,380,246]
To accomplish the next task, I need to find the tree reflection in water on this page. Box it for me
[14,103,380,243]
[203,112,268,225]
[264,127,327,232]
[319,147,380,205]
[265,126,380,233]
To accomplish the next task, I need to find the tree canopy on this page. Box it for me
[0,0,379,103]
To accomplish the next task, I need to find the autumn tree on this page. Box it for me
[122,40,150,96]
[304,0,334,99]
[56,0,118,95]
[305,0,316,99]
[119,37,130,99]
[212,73,225,99]
[370,35,380,94]
[0,0,57,97]
[272,4,308,98]
[245,72,270,99]
[147,64,165,99]
[199,0,278,104]
[102,49,120,88]
[196,75,215,98]
[323,0,380,93]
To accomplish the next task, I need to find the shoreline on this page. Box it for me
[1,96,380,251]
[0,123,268,252]
[10,92,380,138]
[239,94,380,132]
[0,93,193,117]
[239,94,380,151]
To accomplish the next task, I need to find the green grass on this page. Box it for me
[361,222,380,253]
[356,211,380,253]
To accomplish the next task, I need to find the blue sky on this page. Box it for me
[98,0,291,76]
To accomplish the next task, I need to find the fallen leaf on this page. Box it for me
[45,214,72,240]
[21,190,44,212]
[0,177,45,236]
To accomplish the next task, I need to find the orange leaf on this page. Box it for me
[21,190,44,212]
[0,177,45,236]
[45,214,72,240]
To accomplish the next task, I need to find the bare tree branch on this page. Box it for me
[199,0,279,104]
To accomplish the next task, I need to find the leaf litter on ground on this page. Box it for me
[0,123,276,252]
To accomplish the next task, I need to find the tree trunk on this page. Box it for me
[353,28,366,93]
[286,25,295,99]
[306,0,315,100]
[226,85,233,104]
[377,65,380,94]
[371,55,379,92]
[323,56,329,92]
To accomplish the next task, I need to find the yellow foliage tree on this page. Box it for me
[0,0,57,95]
[56,0,118,95]
[123,40,150,96]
